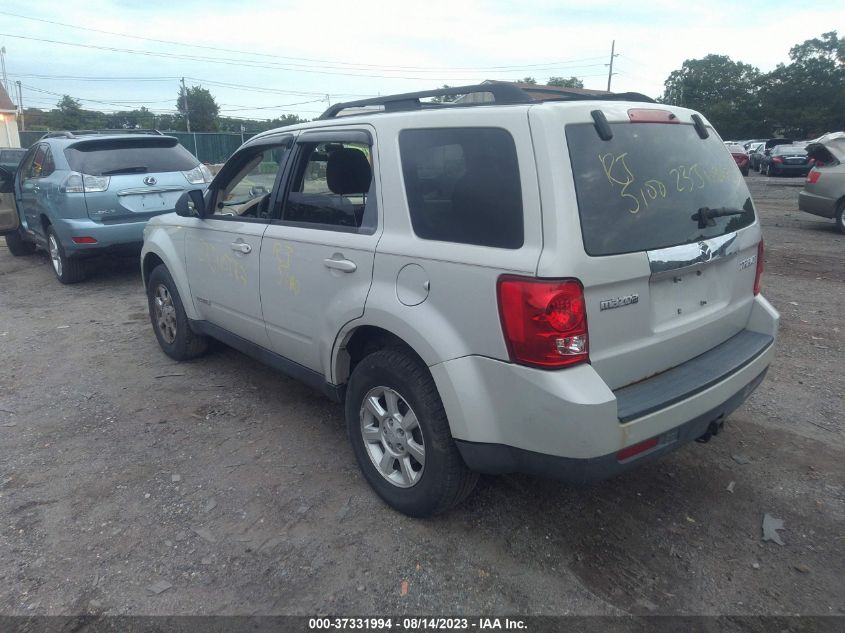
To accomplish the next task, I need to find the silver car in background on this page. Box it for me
[800,132,845,233]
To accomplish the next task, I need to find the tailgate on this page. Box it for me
[530,103,762,390]
[63,136,202,222]
[84,173,189,222]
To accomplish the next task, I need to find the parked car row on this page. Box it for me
[0,88,781,516]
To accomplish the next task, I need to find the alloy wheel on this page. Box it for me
[360,386,425,488]
[153,284,178,344]
[48,234,62,277]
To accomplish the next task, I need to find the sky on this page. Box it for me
[0,0,842,126]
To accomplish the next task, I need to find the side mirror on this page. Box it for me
[175,189,206,218]
[764,149,772,156]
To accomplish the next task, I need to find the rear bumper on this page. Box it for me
[798,190,837,219]
[768,163,810,175]
[432,295,779,482]
[456,368,767,483]
[51,216,152,256]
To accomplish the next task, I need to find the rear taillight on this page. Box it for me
[183,164,213,184]
[807,170,821,184]
[754,240,764,296]
[497,276,589,369]
[71,236,97,244]
[772,156,784,163]
[62,172,110,193]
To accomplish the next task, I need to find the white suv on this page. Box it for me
[141,83,779,517]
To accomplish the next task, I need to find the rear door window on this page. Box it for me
[64,138,199,176]
[399,127,523,249]
[565,122,755,256]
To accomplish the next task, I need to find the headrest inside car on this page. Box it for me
[326,148,372,195]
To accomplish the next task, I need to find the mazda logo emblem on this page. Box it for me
[143,176,157,186]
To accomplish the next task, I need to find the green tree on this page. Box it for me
[54,95,85,130]
[760,31,845,137]
[429,84,459,103]
[661,54,765,138]
[176,85,220,131]
[547,76,584,88]
[517,77,537,84]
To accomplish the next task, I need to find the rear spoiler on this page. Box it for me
[67,136,180,152]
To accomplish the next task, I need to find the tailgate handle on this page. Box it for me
[230,241,252,254]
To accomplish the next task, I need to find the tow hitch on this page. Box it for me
[696,417,725,443]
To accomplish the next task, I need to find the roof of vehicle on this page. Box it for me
[245,82,665,146]
[317,82,654,120]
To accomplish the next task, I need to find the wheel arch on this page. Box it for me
[141,227,198,320]
[333,323,430,386]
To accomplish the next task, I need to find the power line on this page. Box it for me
[0,33,610,81]
[0,10,610,73]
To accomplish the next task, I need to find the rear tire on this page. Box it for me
[4,230,36,256]
[47,226,86,284]
[147,264,209,360]
[835,201,845,235]
[345,347,478,517]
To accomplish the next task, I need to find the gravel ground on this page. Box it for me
[0,172,842,617]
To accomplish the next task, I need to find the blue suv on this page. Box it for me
[2,131,211,283]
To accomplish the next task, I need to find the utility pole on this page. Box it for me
[15,80,24,131]
[606,40,618,92]
[0,47,8,93]
[181,77,191,133]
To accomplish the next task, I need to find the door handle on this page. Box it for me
[323,257,357,273]
[230,241,252,254]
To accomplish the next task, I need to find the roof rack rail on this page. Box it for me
[319,83,655,119]
[318,83,533,119]
[38,129,163,140]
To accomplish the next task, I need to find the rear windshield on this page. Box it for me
[64,138,199,176]
[565,122,755,256]
[772,145,806,156]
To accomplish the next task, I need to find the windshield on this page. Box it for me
[565,122,755,256]
[65,138,199,176]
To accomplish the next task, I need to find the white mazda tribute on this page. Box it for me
[141,83,779,517]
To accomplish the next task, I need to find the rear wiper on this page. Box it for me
[100,166,149,175]
[691,207,747,229]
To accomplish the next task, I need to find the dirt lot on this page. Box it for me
[0,172,843,617]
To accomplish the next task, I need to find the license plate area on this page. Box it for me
[649,261,732,329]
[119,191,181,213]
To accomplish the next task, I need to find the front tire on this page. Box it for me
[345,347,478,517]
[47,226,86,284]
[147,264,209,360]
[4,230,36,256]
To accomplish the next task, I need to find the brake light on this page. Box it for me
[627,108,679,124]
[497,276,588,369]
[71,236,97,244]
[807,171,821,184]
[183,164,213,184]
[62,172,110,193]
[754,240,764,296]
[772,156,784,163]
